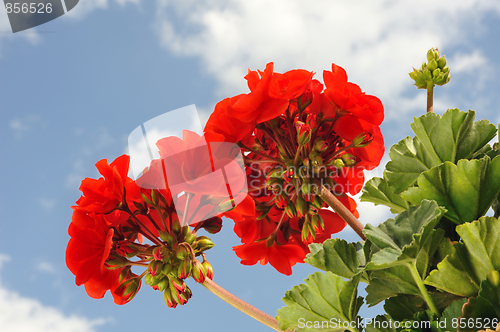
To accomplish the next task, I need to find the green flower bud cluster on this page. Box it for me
[409,48,450,88]
[142,221,215,308]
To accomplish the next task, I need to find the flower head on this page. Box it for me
[204,62,384,275]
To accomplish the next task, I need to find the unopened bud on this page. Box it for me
[313,139,328,153]
[159,230,177,246]
[296,195,307,217]
[312,195,324,209]
[153,246,166,261]
[202,260,213,280]
[437,56,447,69]
[295,121,311,146]
[176,245,190,260]
[114,276,141,304]
[427,59,438,72]
[341,154,358,167]
[170,277,186,292]
[200,217,223,234]
[195,236,215,252]
[148,260,164,277]
[164,288,177,308]
[156,277,169,292]
[177,258,192,279]
[191,260,207,283]
[172,219,181,237]
[162,263,174,275]
[105,253,129,269]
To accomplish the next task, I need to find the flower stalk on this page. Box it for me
[314,180,366,240]
[202,276,290,332]
[426,81,434,113]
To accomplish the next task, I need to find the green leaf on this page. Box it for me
[360,177,409,213]
[384,292,463,321]
[362,200,446,306]
[425,217,500,297]
[402,156,500,224]
[277,272,363,332]
[363,200,445,272]
[305,239,366,281]
[385,136,433,194]
[460,271,500,332]
[365,265,421,306]
[385,109,497,194]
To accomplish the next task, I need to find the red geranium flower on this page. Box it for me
[66,210,124,301]
[205,62,385,275]
[75,155,140,214]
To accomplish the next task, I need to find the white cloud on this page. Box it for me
[0,254,105,332]
[36,261,57,275]
[9,114,45,139]
[37,197,57,212]
[153,0,500,119]
[450,50,488,74]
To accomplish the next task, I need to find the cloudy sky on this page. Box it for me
[1,1,499,331]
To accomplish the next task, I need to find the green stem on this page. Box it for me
[202,277,290,332]
[426,81,434,113]
[408,263,439,316]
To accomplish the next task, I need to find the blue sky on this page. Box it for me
[0,1,499,331]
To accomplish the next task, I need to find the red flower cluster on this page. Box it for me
[204,62,384,275]
[66,139,219,306]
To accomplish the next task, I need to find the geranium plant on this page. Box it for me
[66,48,500,332]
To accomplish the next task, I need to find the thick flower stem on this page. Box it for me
[408,263,439,317]
[314,181,366,241]
[202,278,289,332]
[426,81,434,113]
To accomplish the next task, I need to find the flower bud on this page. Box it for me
[177,258,192,279]
[114,276,141,304]
[172,219,181,237]
[170,276,186,292]
[200,217,223,234]
[333,158,345,169]
[284,203,297,218]
[175,245,190,260]
[202,260,213,280]
[312,195,324,209]
[153,246,166,261]
[192,260,207,283]
[159,230,177,246]
[162,262,174,275]
[164,288,177,308]
[427,48,439,62]
[296,195,307,217]
[156,277,169,292]
[341,154,358,167]
[105,253,129,269]
[148,260,164,277]
[427,59,438,72]
[195,236,215,252]
[313,139,328,153]
[437,56,447,69]
[295,121,311,146]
